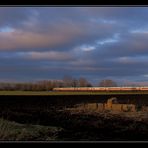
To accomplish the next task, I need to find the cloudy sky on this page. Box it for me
[0,7,148,85]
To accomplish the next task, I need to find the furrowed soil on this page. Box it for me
[0,94,148,141]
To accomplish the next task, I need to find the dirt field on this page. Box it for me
[0,94,148,141]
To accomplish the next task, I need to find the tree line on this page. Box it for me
[0,76,118,91]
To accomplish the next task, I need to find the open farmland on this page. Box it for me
[0,92,148,141]
[1,90,148,95]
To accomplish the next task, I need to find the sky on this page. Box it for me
[0,7,148,85]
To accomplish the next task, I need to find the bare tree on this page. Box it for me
[99,79,117,87]
[63,75,74,87]
[71,78,79,87]
[78,77,92,87]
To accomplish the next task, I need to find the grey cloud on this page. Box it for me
[0,7,148,84]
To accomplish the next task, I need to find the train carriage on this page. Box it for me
[53,87,148,92]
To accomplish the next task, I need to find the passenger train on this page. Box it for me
[53,87,148,92]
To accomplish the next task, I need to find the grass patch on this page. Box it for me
[0,90,148,95]
[0,118,62,141]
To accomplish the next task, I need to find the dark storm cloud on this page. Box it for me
[0,7,148,85]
